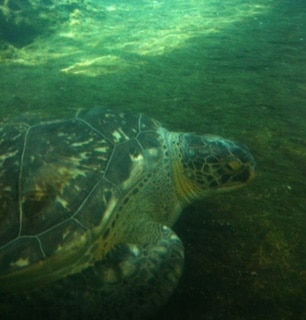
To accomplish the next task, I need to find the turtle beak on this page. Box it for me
[247,168,258,185]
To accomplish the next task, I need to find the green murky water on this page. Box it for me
[0,0,306,319]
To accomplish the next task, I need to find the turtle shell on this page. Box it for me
[0,108,162,291]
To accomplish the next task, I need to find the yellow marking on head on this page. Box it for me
[10,257,30,269]
[173,161,198,201]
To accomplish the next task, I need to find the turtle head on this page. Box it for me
[176,133,256,201]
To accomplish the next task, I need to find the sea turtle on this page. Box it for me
[0,108,256,319]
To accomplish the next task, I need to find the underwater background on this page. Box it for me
[0,0,306,319]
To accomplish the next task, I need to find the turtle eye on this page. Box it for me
[225,159,242,173]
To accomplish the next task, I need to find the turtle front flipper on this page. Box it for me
[78,225,184,319]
